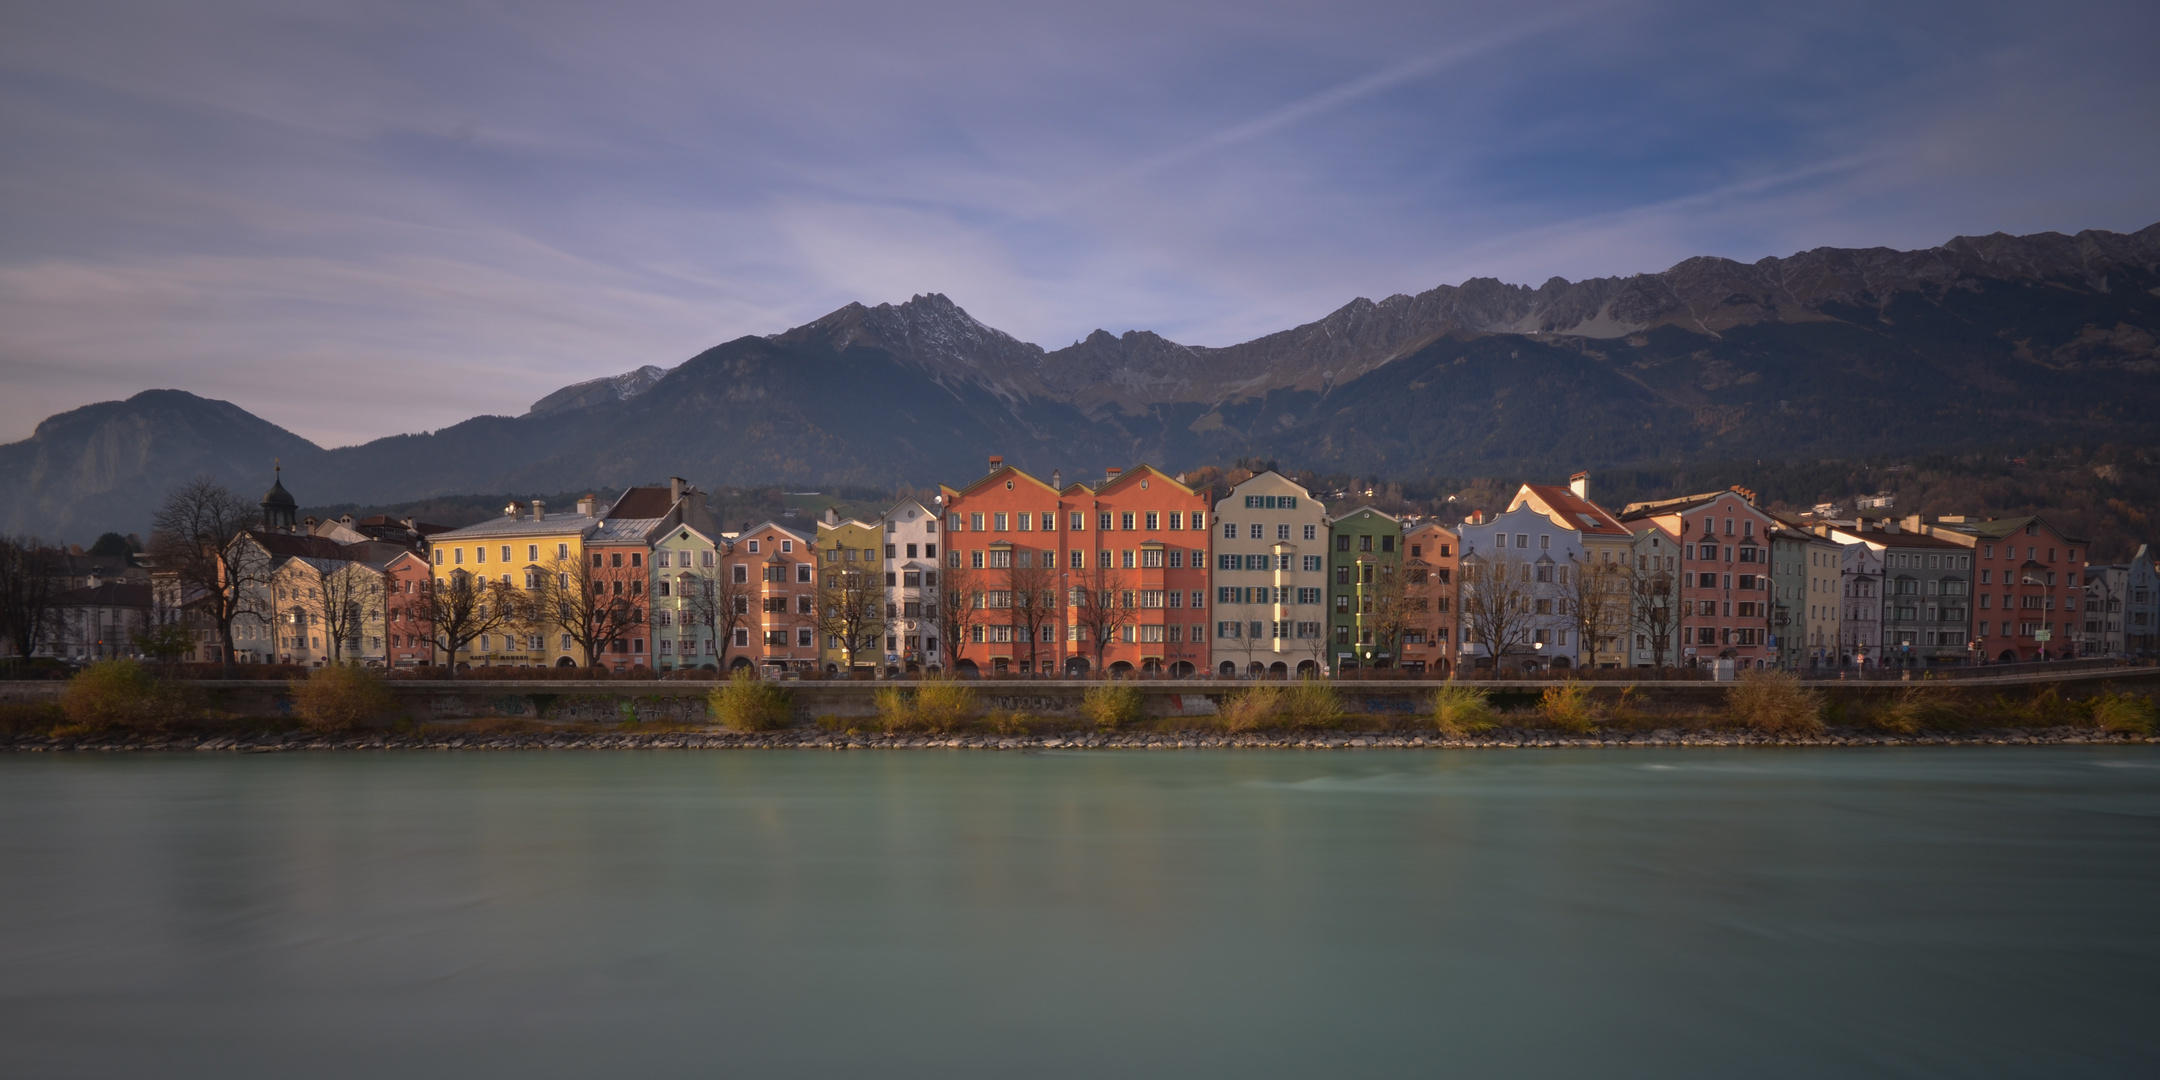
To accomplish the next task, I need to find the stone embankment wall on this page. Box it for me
[5,667,2157,725]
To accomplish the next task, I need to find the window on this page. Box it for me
[1100,513,1113,531]
[950,513,964,531]
[1298,587,1321,604]
[1223,522,1237,539]
[1249,524,1264,539]
[969,513,984,531]
[1304,555,1323,572]
[1219,621,1241,639]
[528,545,539,562]
[1141,548,1164,568]
[1121,550,1135,569]
[732,564,748,583]
[995,512,1008,531]
[1336,535,1350,551]
[1304,525,1317,541]
[1072,512,1085,531]
[797,628,814,647]
[1071,550,1085,569]
[1191,591,1205,608]
[1168,512,1183,530]
[1219,554,1239,571]
[1039,512,1055,531]
[1145,512,1159,530]
[1167,550,1183,568]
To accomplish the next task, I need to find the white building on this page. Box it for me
[881,500,944,672]
[1457,505,1585,672]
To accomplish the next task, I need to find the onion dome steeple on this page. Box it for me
[261,460,298,531]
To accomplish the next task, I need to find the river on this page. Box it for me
[2,748,2156,1078]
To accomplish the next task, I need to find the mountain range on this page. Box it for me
[6,221,2158,539]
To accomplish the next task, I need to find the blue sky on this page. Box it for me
[3,0,2156,446]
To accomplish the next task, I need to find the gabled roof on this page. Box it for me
[241,531,365,561]
[1927,514,2089,546]
[738,521,815,546]
[608,486,678,520]
[941,463,1062,501]
[1090,463,1201,500]
[1332,505,1400,524]
[1830,524,1970,550]
[1514,484,1630,537]
[589,515,666,545]
[1617,488,1759,521]
[430,513,600,540]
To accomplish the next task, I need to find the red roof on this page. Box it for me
[1517,485,1631,537]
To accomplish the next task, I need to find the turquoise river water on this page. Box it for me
[2,747,2156,1078]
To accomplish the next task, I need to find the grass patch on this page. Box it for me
[707,669,795,731]
[290,665,396,733]
[1725,671,1824,736]
[871,677,979,733]
[1217,685,1284,731]
[1080,683,1146,732]
[60,660,198,734]
[1431,685,1497,737]
[1537,682,1597,734]
[2090,692,2157,735]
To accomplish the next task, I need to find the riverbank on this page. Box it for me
[5,726,2152,752]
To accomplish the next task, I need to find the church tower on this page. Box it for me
[261,462,298,532]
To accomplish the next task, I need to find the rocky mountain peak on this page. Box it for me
[528,365,668,418]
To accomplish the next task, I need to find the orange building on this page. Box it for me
[940,458,1211,676]
[1400,522,1460,675]
[383,550,435,667]
[727,521,820,673]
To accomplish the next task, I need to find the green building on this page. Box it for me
[1328,507,1404,670]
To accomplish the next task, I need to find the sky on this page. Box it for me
[3,0,2157,448]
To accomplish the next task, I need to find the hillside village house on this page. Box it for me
[1768,522,1843,670]
[1625,524,1684,668]
[1838,541,1886,667]
[383,551,434,666]
[1328,506,1403,670]
[424,496,601,668]
[1399,522,1460,675]
[1620,489,1779,671]
[1212,471,1327,677]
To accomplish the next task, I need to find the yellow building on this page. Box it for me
[426,496,602,668]
[816,514,885,672]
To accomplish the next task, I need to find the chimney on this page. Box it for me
[1105,466,1123,484]
[1883,517,1900,534]
[402,517,415,531]
[1051,469,1062,490]
[823,507,838,525]
[1901,513,1924,533]
[530,500,546,522]
[670,476,686,502]
[1569,471,1589,500]
[987,455,1003,474]
[578,494,597,517]
[503,502,520,518]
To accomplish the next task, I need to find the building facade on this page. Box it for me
[880,500,943,673]
[1399,522,1459,675]
[1619,489,1779,671]
[1509,473,1635,668]
[652,524,725,671]
[1920,515,2089,662]
[1211,472,1327,677]
[1457,504,1585,672]
[731,521,819,673]
[1827,521,1972,667]
[2082,544,2157,659]
[1328,507,1404,670]
[1769,524,1843,670]
[816,515,884,672]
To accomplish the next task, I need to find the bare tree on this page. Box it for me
[394,571,528,676]
[308,560,386,665]
[703,550,758,670]
[1368,567,1417,665]
[0,536,64,664]
[1457,552,1535,674]
[1004,551,1060,674]
[534,553,640,667]
[815,562,886,671]
[1068,562,1135,674]
[934,561,984,673]
[1630,558,1679,670]
[149,476,271,677]
[1560,555,1630,670]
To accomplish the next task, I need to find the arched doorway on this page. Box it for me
[1064,656,1090,677]
[1296,659,1318,678]
[555,656,577,667]
[955,659,981,678]
[1550,656,1573,670]
[1218,661,1237,678]
[1108,661,1134,678]
[1267,661,1287,678]
[1998,649,2018,662]
[1141,658,1162,676]
[729,655,754,671]
[1169,660,1195,678]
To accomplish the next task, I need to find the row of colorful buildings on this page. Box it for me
[49,460,2160,676]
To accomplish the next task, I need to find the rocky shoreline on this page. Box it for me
[3,727,2153,753]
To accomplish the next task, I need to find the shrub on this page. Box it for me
[2090,692,2157,736]
[1431,685,1497,737]
[912,678,978,733]
[708,669,795,731]
[1537,681,1597,734]
[1725,670,1824,736]
[1282,680,1344,729]
[60,660,195,733]
[1218,685,1283,731]
[290,665,396,732]
[1869,687,1954,734]
[1081,683,1147,732]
